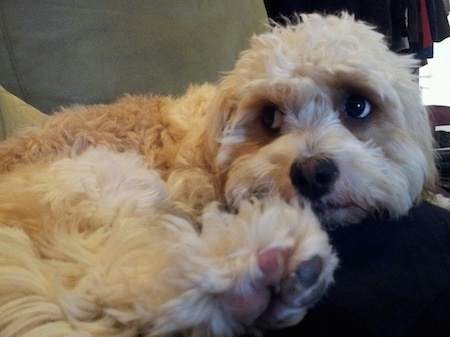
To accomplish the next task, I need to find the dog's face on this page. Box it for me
[206,13,437,226]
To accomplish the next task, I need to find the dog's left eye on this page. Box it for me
[261,105,283,132]
[344,95,372,119]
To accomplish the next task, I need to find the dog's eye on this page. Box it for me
[344,95,372,119]
[261,105,283,132]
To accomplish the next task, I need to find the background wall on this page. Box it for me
[420,14,450,106]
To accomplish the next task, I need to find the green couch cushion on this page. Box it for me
[0,1,267,114]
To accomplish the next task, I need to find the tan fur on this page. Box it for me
[0,13,439,337]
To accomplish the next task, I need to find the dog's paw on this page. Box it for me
[153,198,337,337]
[203,198,337,332]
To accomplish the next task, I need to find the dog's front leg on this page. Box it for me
[150,198,338,337]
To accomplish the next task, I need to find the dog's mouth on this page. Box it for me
[311,201,344,216]
[229,184,370,226]
[310,200,369,226]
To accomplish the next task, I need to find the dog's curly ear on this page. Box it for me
[414,102,440,199]
[203,75,239,167]
[394,59,439,199]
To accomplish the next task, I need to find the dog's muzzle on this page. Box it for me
[290,157,339,200]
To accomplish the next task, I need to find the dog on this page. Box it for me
[0,12,438,337]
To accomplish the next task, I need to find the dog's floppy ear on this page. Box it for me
[408,101,439,198]
[394,60,439,198]
[203,74,239,167]
[198,75,240,201]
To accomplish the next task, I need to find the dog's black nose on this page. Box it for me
[290,157,339,200]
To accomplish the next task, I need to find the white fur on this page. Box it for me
[0,148,336,336]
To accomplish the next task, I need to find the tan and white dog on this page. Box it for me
[0,13,437,337]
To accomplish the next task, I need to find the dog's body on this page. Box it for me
[0,13,438,337]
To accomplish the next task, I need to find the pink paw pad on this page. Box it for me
[223,248,328,329]
[222,249,284,325]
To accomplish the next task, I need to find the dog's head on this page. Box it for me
[206,13,437,226]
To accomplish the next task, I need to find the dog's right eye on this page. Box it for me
[261,105,283,132]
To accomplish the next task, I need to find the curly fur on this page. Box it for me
[0,12,438,337]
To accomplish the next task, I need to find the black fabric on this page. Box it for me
[267,201,450,337]
[263,0,450,58]
[429,0,450,42]
[263,0,397,47]
[263,0,392,33]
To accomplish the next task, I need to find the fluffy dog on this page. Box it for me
[0,13,437,337]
